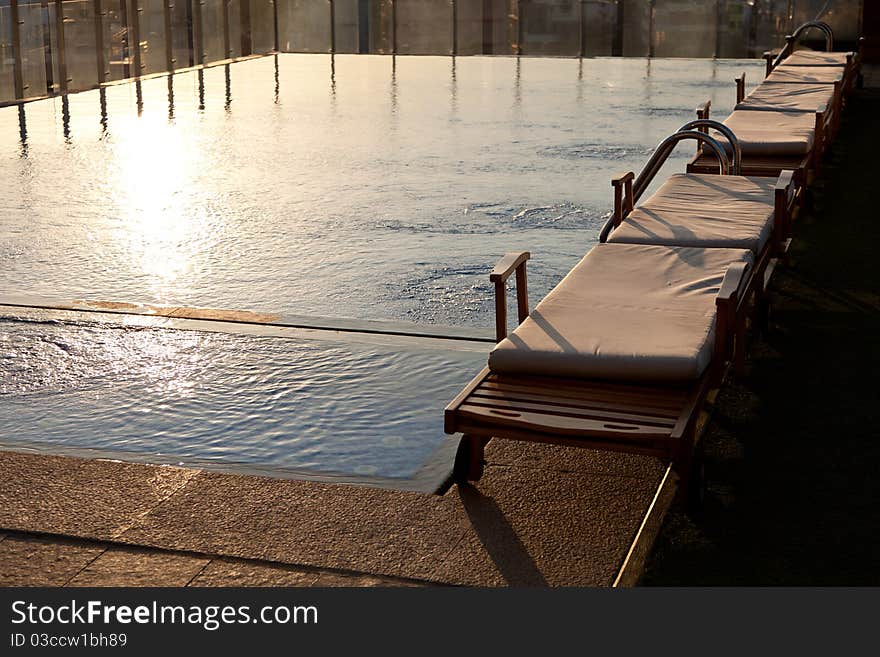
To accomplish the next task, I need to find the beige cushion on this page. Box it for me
[737,82,836,114]
[488,244,753,382]
[782,50,852,67]
[766,65,843,84]
[720,109,817,156]
[607,174,775,254]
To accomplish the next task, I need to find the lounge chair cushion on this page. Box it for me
[765,65,843,84]
[737,82,836,114]
[607,174,775,254]
[782,50,852,67]
[488,243,753,382]
[719,109,817,156]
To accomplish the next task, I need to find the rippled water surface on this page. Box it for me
[0,313,486,482]
[0,54,764,327]
[0,54,765,484]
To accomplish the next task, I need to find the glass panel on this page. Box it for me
[454,0,482,54]
[228,0,243,57]
[793,0,862,44]
[396,0,452,55]
[621,0,649,56]
[751,0,794,56]
[278,0,330,53]
[62,0,100,92]
[104,0,128,81]
[653,0,717,58]
[135,0,170,74]
[249,0,275,54]
[368,0,392,53]
[19,0,49,98]
[521,0,579,56]
[332,0,358,54]
[0,5,14,102]
[171,0,194,69]
[201,0,227,62]
[582,0,616,56]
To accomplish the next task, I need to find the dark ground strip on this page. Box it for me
[643,87,880,585]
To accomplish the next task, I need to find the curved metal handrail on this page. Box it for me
[599,130,731,243]
[632,131,731,202]
[772,21,835,69]
[678,118,742,176]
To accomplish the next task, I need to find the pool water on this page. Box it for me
[0,54,764,328]
[0,309,486,487]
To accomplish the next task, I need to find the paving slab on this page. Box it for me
[311,572,426,587]
[0,451,200,540]
[67,547,210,586]
[189,559,320,587]
[0,534,105,586]
[117,471,471,582]
[433,466,663,586]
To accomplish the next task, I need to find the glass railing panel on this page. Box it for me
[278,0,330,53]
[582,0,616,56]
[201,0,227,61]
[250,0,276,54]
[652,0,717,58]
[171,0,195,68]
[0,6,14,102]
[454,0,482,54]
[396,0,453,55]
[228,0,243,57]
[520,0,579,56]
[19,0,49,98]
[62,0,100,92]
[103,0,129,81]
[133,0,170,74]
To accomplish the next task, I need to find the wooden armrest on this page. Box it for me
[490,251,530,283]
[696,100,710,119]
[735,73,746,104]
[717,262,750,304]
[610,171,634,188]
[490,252,531,342]
[774,169,795,194]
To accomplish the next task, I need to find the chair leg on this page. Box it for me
[453,434,490,483]
[674,431,705,512]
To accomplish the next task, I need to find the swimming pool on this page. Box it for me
[1,54,764,327]
[0,54,766,488]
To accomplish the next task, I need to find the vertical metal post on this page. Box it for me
[648,0,655,58]
[128,0,143,77]
[578,0,584,58]
[10,0,25,99]
[714,0,722,58]
[272,0,278,52]
[222,0,231,58]
[390,0,396,55]
[42,0,55,95]
[193,0,204,64]
[513,0,521,55]
[94,0,107,83]
[54,0,68,93]
[451,0,457,56]
[612,0,623,56]
[329,0,335,54]
[357,0,369,53]
[183,0,195,66]
[163,0,174,70]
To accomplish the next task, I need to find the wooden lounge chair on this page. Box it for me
[761,21,862,93]
[444,131,760,500]
[687,100,823,194]
[733,73,842,147]
[601,122,796,370]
